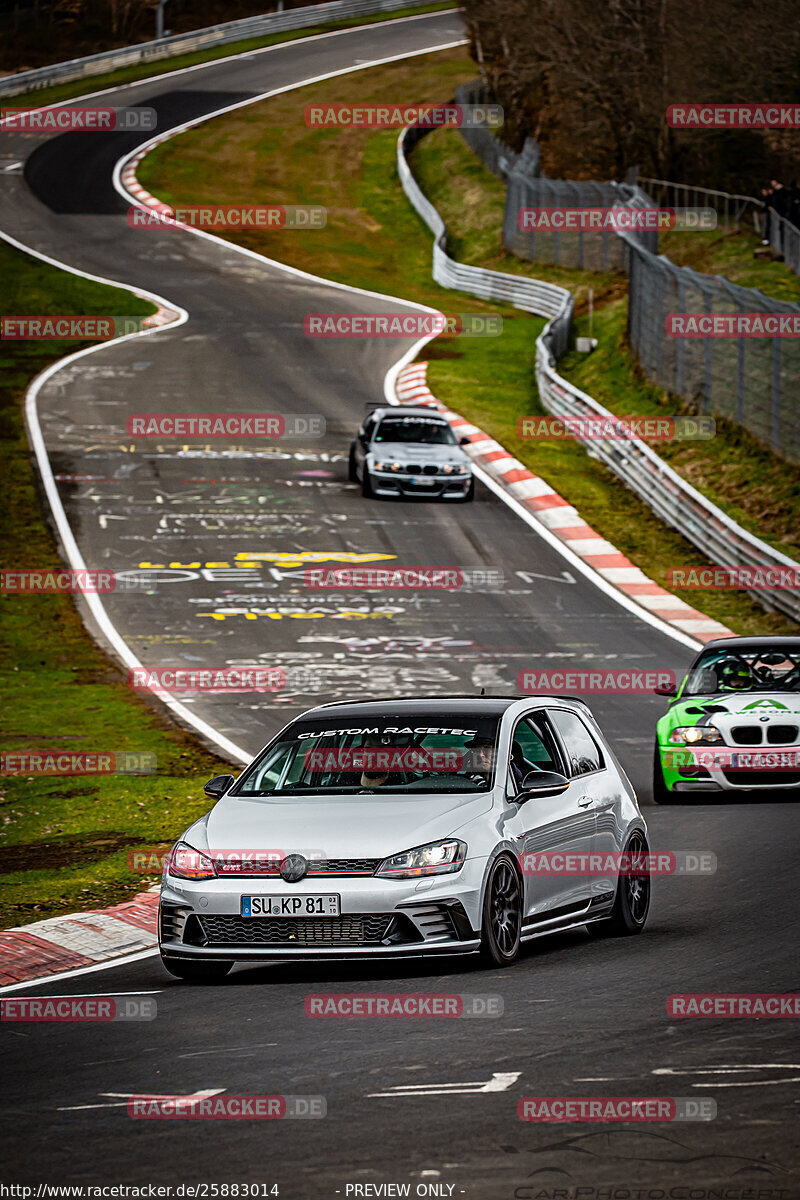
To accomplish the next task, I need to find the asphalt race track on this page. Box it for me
[1,11,798,1196]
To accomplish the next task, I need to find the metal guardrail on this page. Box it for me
[637,177,763,234]
[397,120,800,625]
[0,0,445,97]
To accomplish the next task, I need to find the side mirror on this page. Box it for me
[204,773,235,799]
[515,770,570,802]
[654,684,677,697]
[459,436,471,445]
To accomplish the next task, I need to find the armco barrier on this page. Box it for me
[0,0,445,98]
[398,120,800,625]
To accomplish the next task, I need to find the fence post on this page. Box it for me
[771,338,781,453]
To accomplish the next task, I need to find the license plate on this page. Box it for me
[241,894,340,917]
[408,476,437,486]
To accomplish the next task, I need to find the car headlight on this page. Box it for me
[376,839,467,879]
[442,463,468,475]
[668,725,723,745]
[166,840,217,880]
[373,460,402,472]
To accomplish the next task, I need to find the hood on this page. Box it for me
[369,441,468,466]
[194,789,494,860]
[667,691,800,738]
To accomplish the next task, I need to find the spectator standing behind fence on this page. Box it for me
[762,179,790,244]
[788,180,800,232]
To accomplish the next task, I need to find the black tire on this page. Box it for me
[588,831,650,938]
[480,854,523,967]
[160,955,233,983]
[652,741,674,804]
[361,469,374,498]
[460,478,475,502]
[348,444,359,482]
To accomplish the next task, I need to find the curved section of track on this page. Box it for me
[1,14,798,1195]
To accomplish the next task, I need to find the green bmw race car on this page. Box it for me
[653,636,800,802]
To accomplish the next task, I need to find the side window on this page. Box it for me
[549,709,604,777]
[507,714,563,794]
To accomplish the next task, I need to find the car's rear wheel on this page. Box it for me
[588,831,650,937]
[160,954,233,983]
[348,444,359,482]
[480,854,522,966]
[652,741,675,804]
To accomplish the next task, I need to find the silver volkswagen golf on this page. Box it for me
[159,697,649,981]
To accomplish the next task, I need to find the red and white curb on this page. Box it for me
[396,362,735,643]
[120,141,183,330]
[0,890,158,987]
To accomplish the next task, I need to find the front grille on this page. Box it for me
[198,913,394,947]
[216,857,379,878]
[403,463,439,475]
[767,724,798,744]
[722,770,800,785]
[731,726,761,745]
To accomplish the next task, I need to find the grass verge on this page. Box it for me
[138,50,798,636]
[0,238,232,927]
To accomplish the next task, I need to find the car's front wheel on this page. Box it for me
[460,478,475,502]
[361,468,374,497]
[160,954,233,983]
[588,830,650,937]
[480,854,522,966]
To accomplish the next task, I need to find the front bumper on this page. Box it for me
[159,868,484,961]
[659,742,800,792]
[369,469,471,499]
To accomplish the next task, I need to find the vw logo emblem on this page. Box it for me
[280,854,307,883]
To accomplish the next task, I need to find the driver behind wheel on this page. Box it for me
[717,658,754,691]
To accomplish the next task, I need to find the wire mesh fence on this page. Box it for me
[453,81,800,462]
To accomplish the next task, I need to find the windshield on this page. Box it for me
[374,417,456,446]
[233,712,501,795]
[683,646,800,695]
